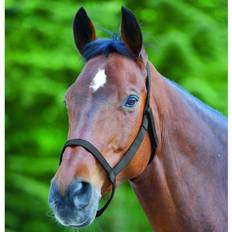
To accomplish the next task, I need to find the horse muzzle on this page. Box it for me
[48,178,101,227]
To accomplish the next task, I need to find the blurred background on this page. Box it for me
[5,0,227,232]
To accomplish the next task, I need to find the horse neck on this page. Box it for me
[130,63,227,231]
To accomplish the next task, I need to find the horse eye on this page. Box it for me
[123,95,139,108]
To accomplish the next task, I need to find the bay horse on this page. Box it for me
[48,7,228,232]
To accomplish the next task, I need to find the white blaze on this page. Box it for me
[90,69,107,92]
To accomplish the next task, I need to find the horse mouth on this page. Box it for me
[53,205,97,228]
[58,216,94,228]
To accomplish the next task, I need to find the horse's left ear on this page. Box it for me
[73,7,97,54]
[121,6,143,58]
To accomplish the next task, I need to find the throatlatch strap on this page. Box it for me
[145,63,158,153]
[58,63,158,217]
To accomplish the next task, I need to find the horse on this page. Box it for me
[48,6,228,232]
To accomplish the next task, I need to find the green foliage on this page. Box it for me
[5,0,227,231]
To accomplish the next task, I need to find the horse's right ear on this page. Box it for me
[73,7,96,55]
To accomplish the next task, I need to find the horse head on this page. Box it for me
[48,7,157,227]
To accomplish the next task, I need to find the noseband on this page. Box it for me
[59,63,158,217]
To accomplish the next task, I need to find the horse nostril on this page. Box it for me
[72,181,92,209]
[74,181,83,194]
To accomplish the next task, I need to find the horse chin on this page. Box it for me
[54,204,98,228]
[72,216,95,228]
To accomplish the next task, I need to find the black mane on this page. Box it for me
[82,36,135,61]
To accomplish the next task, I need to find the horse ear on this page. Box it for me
[73,7,96,54]
[121,6,143,58]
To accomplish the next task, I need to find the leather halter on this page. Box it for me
[59,63,158,217]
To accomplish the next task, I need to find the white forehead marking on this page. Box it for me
[90,69,107,92]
